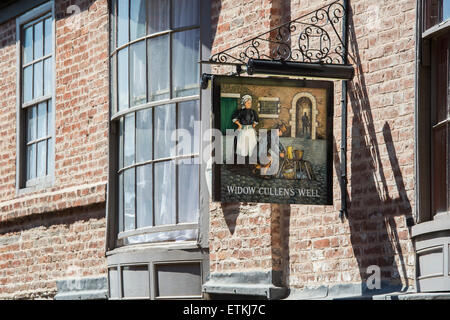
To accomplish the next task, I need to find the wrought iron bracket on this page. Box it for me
[208,0,348,68]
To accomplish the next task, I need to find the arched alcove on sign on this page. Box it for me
[290,92,318,139]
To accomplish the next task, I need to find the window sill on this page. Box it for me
[16,175,54,196]
[411,214,450,238]
[423,19,450,39]
[106,240,200,257]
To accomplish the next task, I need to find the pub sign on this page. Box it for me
[212,76,333,205]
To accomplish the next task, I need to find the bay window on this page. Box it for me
[110,0,202,246]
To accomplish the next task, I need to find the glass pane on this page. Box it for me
[47,100,53,135]
[27,144,36,180]
[125,229,197,244]
[118,47,129,111]
[172,29,200,98]
[118,172,124,232]
[34,21,43,59]
[37,102,47,139]
[111,55,117,113]
[119,118,124,169]
[137,164,153,228]
[33,60,43,99]
[27,106,37,142]
[432,126,447,215]
[147,0,169,34]
[117,0,129,47]
[44,57,52,95]
[136,108,152,162]
[37,140,47,177]
[124,113,135,167]
[448,125,450,212]
[178,100,199,155]
[445,1,450,22]
[23,65,33,103]
[130,41,146,107]
[124,167,136,231]
[172,0,199,28]
[178,158,199,223]
[47,100,53,173]
[44,18,52,56]
[154,104,176,159]
[47,137,53,175]
[148,35,169,101]
[436,35,448,124]
[130,0,146,41]
[24,26,33,64]
[154,160,175,226]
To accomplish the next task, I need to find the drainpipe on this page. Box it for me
[340,0,349,219]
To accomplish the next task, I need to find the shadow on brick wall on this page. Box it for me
[331,4,414,296]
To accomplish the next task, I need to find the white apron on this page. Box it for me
[236,125,257,157]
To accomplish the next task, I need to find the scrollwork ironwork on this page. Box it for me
[209,0,346,66]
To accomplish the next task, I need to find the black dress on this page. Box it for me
[231,108,259,126]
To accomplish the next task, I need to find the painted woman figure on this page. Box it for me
[231,95,259,163]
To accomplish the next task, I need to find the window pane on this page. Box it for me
[24,26,33,64]
[124,113,135,167]
[172,29,200,98]
[136,108,152,162]
[445,1,450,22]
[432,126,447,215]
[178,159,199,223]
[47,101,53,174]
[33,60,43,99]
[118,172,124,232]
[47,137,53,175]
[27,106,37,142]
[44,18,52,56]
[147,0,169,34]
[111,55,117,113]
[124,167,136,231]
[47,100,53,135]
[37,102,47,139]
[448,125,450,212]
[37,140,47,177]
[27,144,36,180]
[172,0,199,28]
[119,117,124,169]
[130,41,146,107]
[34,21,43,59]
[44,57,52,95]
[178,100,199,155]
[23,65,33,103]
[118,47,129,111]
[154,104,176,159]
[154,160,175,226]
[130,0,146,41]
[148,35,169,101]
[137,164,153,228]
[436,35,448,124]
[117,0,129,47]
[425,0,450,29]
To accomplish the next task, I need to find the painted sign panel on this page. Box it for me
[212,76,333,205]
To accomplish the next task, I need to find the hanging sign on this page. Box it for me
[211,76,333,205]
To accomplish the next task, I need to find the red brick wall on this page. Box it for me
[0,0,109,299]
[209,0,416,292]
